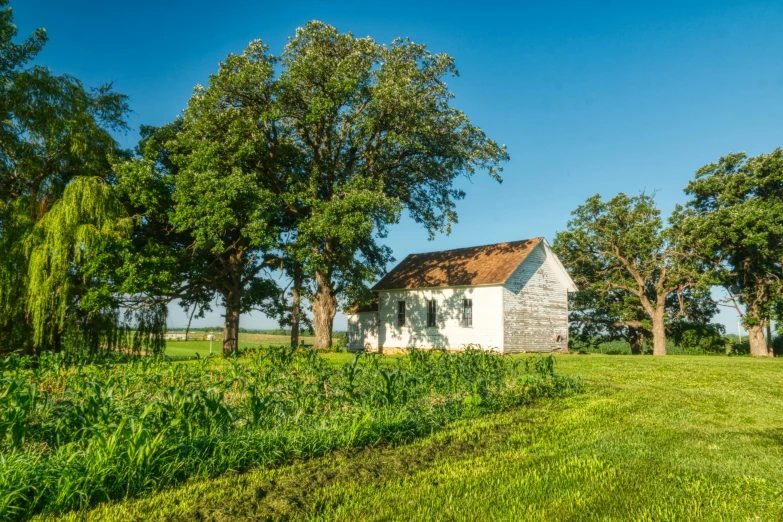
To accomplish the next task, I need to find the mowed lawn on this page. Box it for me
[53,355,783,521]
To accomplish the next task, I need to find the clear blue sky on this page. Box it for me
[15,0,783,333]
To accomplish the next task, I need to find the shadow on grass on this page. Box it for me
[165,407,537,521]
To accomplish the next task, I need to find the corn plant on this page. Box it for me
[0,379,38,448]
[0,346,580,521]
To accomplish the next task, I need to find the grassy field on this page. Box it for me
[164,334,317,357]
[164,340,255,357]
[59,354,783,521]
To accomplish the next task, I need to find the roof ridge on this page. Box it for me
[407,237,542,257]
[371,237,546,292]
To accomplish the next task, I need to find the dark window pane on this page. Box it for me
[462,298,473,328]
[427,299,437,327]
[397,301,406,327]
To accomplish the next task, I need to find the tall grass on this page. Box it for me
[0,347,579,520]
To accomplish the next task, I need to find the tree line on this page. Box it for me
[1,1,779,359]
[0,2,508,355]
[553,150,783,357]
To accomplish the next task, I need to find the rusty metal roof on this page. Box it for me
[372,238,543,291]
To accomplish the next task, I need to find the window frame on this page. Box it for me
[462,298,473,328]
[427,299,437,328]
[397,300,406,327]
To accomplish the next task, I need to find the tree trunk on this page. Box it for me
[748,323,771,357]
[628,328,643,355]
[185,304,197,342]
[745,306,772,357]
[312,268,336,349]
[223,296,239,357]
[290,276,301,349]
[223,290,241,356]
[651,305,667,356]
[222,251,244,356]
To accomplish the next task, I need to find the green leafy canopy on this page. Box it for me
[554,192,711,355]
[677,148,783,356]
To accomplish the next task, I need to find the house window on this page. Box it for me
[462,298,473,328]
[427,299,437,327]
[397,301,406,327]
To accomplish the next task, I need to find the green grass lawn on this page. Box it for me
[164,334,319,358]
[164,340,259,358]
[165,341,361,363]
[49,355,783,521]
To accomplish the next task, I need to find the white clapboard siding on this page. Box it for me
[347,239,576,354]
[502,243,569,353]
[377,286,503,351]
[347,312,379,352]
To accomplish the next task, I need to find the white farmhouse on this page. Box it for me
[346,238,577,354]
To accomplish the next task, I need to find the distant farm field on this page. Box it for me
[60,354,783,521]
[164,333,317,357]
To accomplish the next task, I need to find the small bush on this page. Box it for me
[669,322,726,354]
[772,336,783,357]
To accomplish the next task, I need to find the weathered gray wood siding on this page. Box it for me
[502,244,569,353]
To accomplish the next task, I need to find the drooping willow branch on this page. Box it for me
[23,176,166,353]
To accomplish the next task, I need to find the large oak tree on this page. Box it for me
[567,283,718,354]
[153,23,509,352]
[554,193,706,356]
[151,45,287,355]
[276,22,509,348]
[680,149,783,357]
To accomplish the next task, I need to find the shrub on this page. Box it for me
[669,322,726,354]
[772,336,783,357]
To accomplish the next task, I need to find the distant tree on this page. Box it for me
[553,193,707,356]
[668,320,726,354]
[276,22,509,348]
[567,277,717,354]
[679,149,783,357]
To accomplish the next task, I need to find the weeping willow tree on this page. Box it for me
[0,1,166,355]
[22,176,167,353]
[1,172,169,355]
